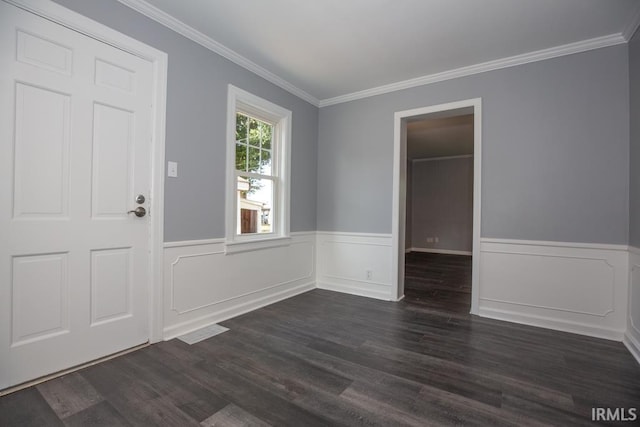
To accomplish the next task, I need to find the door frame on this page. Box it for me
[5,0,168,341]
[391,98,482,314]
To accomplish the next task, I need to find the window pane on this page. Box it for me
[248,146,261,173]
[235,143,247,171]
[248,118,260,146]
[260,122,272,150]
[260,149,271,175]
[235,113,247,143]
[237,176,273,235]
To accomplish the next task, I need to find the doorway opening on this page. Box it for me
[391,99,481,314]
[405,113,473,312]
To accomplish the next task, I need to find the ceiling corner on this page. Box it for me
[622,3,640,41]
[116,0,320,107]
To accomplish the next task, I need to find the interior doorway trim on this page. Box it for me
[391,98,482,314]
[6,0,168,341]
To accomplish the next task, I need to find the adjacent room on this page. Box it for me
[1,0,640,425]
[404,109,475,314]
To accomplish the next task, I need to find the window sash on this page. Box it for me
[235,113,277,177]
[234,172,278,236]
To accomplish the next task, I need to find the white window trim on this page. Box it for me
[225,85,291,254]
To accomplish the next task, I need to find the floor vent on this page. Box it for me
[177,324,229,345]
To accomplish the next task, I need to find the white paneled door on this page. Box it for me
[0,2,154,389]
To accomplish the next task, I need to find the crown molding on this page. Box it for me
[116,0,629,110]
[622,3,640,41]
[319,33,626,107]
[116,0,319,107]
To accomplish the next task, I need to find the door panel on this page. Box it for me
[16,29,73,76]
[95,58,136,92]
[90,248,132,326]
[0,2,154,389]
[13,83,71,218]
[11,253,69,345]
[91,103,134,218]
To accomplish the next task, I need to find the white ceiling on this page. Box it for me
[126,0,640,105]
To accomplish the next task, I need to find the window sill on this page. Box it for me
[224,236,291,255]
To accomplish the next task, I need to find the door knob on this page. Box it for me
[127,207,146,217]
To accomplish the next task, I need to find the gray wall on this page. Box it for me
[630,29,640,248]
[410,157,473,252]
[54,0,319,242]
[318,45,630,244]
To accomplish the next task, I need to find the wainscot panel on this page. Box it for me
[163,232,316,339]
[625,247,640,363]
[478,239,629,340]
[316,232,393,301]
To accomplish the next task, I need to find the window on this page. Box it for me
[225,85,291,253]
[235,113,274,235]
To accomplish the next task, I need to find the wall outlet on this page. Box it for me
[366,270,372,280]
[167,161,178,178]
[434,237,439,243]
[426,237,434,243]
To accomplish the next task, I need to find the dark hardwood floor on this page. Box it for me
[1,288,639,426]
[404,252,472,314]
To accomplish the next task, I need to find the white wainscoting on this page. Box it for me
[316,232,394,301]
[161,231,639,362]
[625,247,640,363]
[162,232,316,339]
[478,238,629,341]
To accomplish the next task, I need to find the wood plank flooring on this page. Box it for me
[404,252,472,313]
[1,288,639,426]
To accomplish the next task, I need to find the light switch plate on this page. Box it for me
[167,161,178,178]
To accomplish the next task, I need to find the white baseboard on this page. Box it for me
[163,281,315,340]
[623,333,640,365]
[479,239,629,341]
[316,232,394,301]
[479,306,625,341]
[409,247,472,256]
[316,280,392,301]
